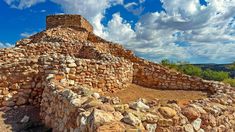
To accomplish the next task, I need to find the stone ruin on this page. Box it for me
[0,14,235,132]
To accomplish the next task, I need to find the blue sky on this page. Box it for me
[0,0,235,64]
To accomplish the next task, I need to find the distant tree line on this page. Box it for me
[160,59,235,87]
[227,62,235,70]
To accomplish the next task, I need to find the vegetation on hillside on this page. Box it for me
[202,69,229,81]
[161,59,235,87]
[227,62,235,70]
[223,78,235,87]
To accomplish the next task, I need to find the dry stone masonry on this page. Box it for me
[46,15,93,32]
[0,15,235,132]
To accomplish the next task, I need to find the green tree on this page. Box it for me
[161,59,171,66]
[227,62,235,70]
[160,59,231,82]
[202,69,229,81]
[160,59,178,69]
[178,64,203,77]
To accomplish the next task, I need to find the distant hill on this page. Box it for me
[193,64,235,78]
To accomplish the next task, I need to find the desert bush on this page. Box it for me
[161,59,203,77]
[178,64,203,77]
[223,78,235,87]
[160,59,178,69]
[202,69,229,81]
[227,62,235,70]
[160,59,230,82]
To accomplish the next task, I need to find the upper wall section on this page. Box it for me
[46,15,93,32]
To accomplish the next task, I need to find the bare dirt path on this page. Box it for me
[106,84,208,106]
[0,106,51,132]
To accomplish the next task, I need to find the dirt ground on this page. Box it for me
[0,105,51,132]
[106,84,209,106]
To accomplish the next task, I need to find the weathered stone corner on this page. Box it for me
[46,14,93,32]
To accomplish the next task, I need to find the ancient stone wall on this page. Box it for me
[46,15,93,32]
[40,80,126,132]
[41,54,133,92]
[0,55,43,107]
[7,14,233,95]
[89,41,225,93]
[0,14,229,110]
[0,47,133,107]
[132,59,223,92]
[40,82,82,131]
[16,28,90,47]
[40,75,235,132]
[0,42,86,108]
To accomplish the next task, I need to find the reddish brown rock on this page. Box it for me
[201,114,216,127]
[97,122,126,132]
[182,107,200,121]
[158,107,177,118]
[98,104,115,112]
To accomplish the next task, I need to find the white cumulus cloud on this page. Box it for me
[0,42,14,48]
[3,0,235,63]
[126,0,235,63]
[104,13,136,44]
[4,0,45,9]
[20,31,37,37]
[124,1,145,15]
[50,0,123,38]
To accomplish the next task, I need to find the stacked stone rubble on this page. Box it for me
[40,77,235,131]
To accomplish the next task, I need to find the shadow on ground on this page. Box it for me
[0,105,52,132]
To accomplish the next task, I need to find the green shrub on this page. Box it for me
[160,59,178,69]
[227,62,235,70]
[178,64,203,77]
[160,59,230,82]
[223,78,235,87]
[202,69,229,81]
[161,59,203,77]
[161,59,171,66]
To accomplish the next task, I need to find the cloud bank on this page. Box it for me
[3,0,235,63]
